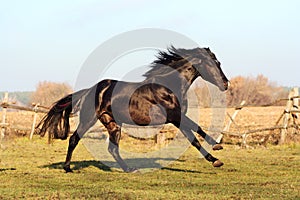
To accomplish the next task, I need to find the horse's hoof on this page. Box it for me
[212,144,223,151]
[63,166,73,173]
[212,160,224,167]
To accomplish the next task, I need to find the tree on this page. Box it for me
[226,75,288,106]
[31,81,73,107]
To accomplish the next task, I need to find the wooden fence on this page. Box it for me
[1,88,299,148]
[0,92,49,143]
[219,87,299,147]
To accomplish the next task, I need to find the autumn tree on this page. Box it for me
[192,75,288,107]
[31,81,73,107]
[226,75,288,106]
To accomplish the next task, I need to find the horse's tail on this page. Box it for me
[36,89,88,140]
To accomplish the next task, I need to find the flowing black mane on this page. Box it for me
[143,46,217,79]
[143,46,190,78]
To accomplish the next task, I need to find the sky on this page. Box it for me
[1,0,300,91]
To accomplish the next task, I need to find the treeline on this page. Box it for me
[193,74,289,107]
[226,75,289,106]
[1,81,72,107]
[0,91,33,106]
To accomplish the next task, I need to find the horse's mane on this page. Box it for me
[143,46,190,78]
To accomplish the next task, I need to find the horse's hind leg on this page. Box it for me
[63,84,100,172]
[100,113,136,172]
[64,131,80,173]
[64,116,97,173]
[108,126,132,172]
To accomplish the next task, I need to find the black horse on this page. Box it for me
[36,46,229,173]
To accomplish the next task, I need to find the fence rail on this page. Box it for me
[0,92,51,142]
[219,88,299,147]
[0,102,49,113]
[1,88,300,147]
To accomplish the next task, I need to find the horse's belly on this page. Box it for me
[129,104,167,126]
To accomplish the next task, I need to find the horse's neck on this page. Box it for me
[144,70,195,95]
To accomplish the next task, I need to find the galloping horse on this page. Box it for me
[36,46,229,173]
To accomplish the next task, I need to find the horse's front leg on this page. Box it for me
[181,115,223,151]
[180,128,224,167]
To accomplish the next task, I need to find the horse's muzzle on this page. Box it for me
[223,81,230,91]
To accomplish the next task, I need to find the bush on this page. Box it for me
[31,81,73,107]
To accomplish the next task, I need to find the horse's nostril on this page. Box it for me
[223,81,230,90]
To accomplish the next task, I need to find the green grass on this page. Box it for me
[0,137,299,200]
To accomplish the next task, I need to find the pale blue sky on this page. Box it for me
[1,0,300,91]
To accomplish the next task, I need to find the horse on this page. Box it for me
[36,46,230,173]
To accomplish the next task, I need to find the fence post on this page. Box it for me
[155,132,166,146]
[292,88,299,124]
[241,133,249,148]
[30,103,39,140]
[224,100,246,132]
[1,92,9,145]
[279,89,294,144]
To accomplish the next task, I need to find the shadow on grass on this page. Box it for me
[41,157,214,174]
[0,168,17,172]
[41,160,112,172]
[40,157,190,172]
[161,167,217,174]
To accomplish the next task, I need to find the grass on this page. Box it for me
[0,137,299,199]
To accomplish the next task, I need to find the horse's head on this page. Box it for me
[145,46,229,91]
[188,47,230,91]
